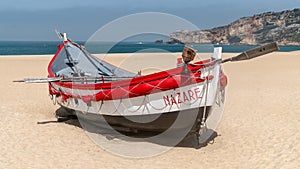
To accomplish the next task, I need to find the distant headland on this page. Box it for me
[168,8,300,46]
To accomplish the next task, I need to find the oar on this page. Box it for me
[13,76,138,83]
[221,42,279,63]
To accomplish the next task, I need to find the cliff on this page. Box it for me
[169,8,300,45]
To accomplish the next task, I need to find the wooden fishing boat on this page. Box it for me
[15,33,279,143]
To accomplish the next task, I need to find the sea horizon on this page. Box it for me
[0,41,299,55]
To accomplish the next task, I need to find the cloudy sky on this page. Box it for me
[0,0,298,41]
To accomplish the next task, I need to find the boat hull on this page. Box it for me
[58,105,211,133]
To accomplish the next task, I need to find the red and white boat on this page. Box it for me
[15,33,278,143]
[47,34,227,132]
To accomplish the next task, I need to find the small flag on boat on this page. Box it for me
[182,46,196,63]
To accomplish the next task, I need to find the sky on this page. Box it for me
[0,0,299,41]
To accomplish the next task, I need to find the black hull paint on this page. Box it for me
[59,106,211,133]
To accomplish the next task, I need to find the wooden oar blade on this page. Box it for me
[182,46,197,63]
[222,42,279,63]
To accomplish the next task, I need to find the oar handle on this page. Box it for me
[222,42,279,63]
[13,78,62,83]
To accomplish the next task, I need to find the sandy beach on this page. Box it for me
[0,51,299,168]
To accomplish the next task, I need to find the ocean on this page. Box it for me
[0,41,299,55]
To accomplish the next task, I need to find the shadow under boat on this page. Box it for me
[39,107,219,149]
